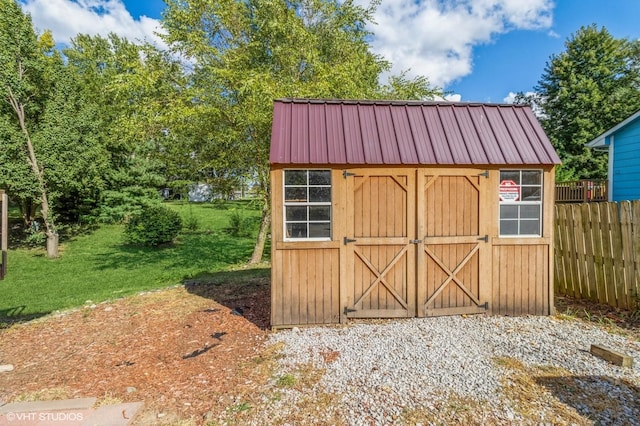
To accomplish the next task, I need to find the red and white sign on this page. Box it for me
[499,180,520,202]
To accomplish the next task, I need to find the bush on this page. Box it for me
[227,209,257,237]
[124,205,182,247]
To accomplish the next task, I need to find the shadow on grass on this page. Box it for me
[535,375,640,422]
[184,267,271,330]
[0,306,49,328]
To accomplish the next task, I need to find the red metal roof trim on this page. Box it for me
[269,98,561,166]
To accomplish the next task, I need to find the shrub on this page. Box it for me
[227,209,257,237]
[124,205,182,247]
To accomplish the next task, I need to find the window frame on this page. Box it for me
[498,169,543,237]
[283,169,332,241]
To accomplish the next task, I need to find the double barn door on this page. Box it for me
[344,168,490,318]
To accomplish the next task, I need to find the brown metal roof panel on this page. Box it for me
[374,104,402,164]
[406,106,438,164]
[517,107,562,164]
[391,105,420,164]
[357,103,384,164]
[325,103,347,163]
[498,107,541,164]
[270,101,291,164]
[438,106,473,164]
[452,106,490,164]
[468,105,506,164]
[290,101,310,163]
[421,107,455,164]
[308,103,328,164]
[482,106,523,164]
[342,104,366,164]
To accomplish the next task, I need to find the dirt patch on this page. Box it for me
[555,295,640,340]
[0,280,272,425]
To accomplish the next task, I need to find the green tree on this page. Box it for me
[535,25,640,180]
[161,0,441,263]
[64,34,187,222]
[0,0,106,256]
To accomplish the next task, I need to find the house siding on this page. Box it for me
[611,117,640,201]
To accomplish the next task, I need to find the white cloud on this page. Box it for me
[19,0,166,48]
[358,0,554,88]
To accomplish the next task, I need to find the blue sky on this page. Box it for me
[20,0,640,103]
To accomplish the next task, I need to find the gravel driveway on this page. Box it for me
[252,316,640,425]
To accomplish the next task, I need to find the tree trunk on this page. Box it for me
[248,198,270,264]
[8,88,59,258]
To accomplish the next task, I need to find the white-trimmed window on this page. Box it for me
[284,170,331,240]
[499,170,543,236]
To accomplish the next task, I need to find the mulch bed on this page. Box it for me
[0,279,271,425]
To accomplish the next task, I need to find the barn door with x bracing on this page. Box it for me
[344,169,416,318]
[418,170,490,317]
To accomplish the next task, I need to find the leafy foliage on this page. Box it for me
[534,25,640,180]
[161,0,442,262]
[227,209,258,238]
[124,205,183,247]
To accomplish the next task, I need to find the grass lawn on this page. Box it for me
[0,200,269,323]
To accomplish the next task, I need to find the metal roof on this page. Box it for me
[270,98,561,166]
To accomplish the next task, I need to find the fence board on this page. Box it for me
[620,202,635,308]
[555,201,640,310]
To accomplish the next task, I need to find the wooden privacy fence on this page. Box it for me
[555,201,640,309]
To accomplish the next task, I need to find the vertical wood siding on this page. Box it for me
[492,244,550,315]
[271,166,555,326]
[272,248,340,326]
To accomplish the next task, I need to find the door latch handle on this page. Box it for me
[410,239,422,244]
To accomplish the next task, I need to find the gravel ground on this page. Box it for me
[250,316,640,425]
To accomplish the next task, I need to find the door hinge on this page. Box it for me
[477,235,488,243]
[480,302,489,310]
[343,170,355,178]
[410,239,422,244]
[343,237,357,245]
[344,307,357,315]
[478,170,489,178]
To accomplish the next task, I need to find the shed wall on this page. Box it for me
[271,166,555,327]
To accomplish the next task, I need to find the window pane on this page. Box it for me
[309,187,331,202]
[286,206,307,221]
[285,187,307,202]
[500,170,520,184]
[309,206,330,221]
[500,220,518,235]
[521,186,541,201]
[521,205,541,219]
[286,223,307,238]
[500,205,518,219]
[309,222,331,238]
[309,170,331,185]
[285,170,307,185]
[520,219,541,235]
[522,170,541,185]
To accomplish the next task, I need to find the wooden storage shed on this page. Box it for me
[269,99,561,328]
